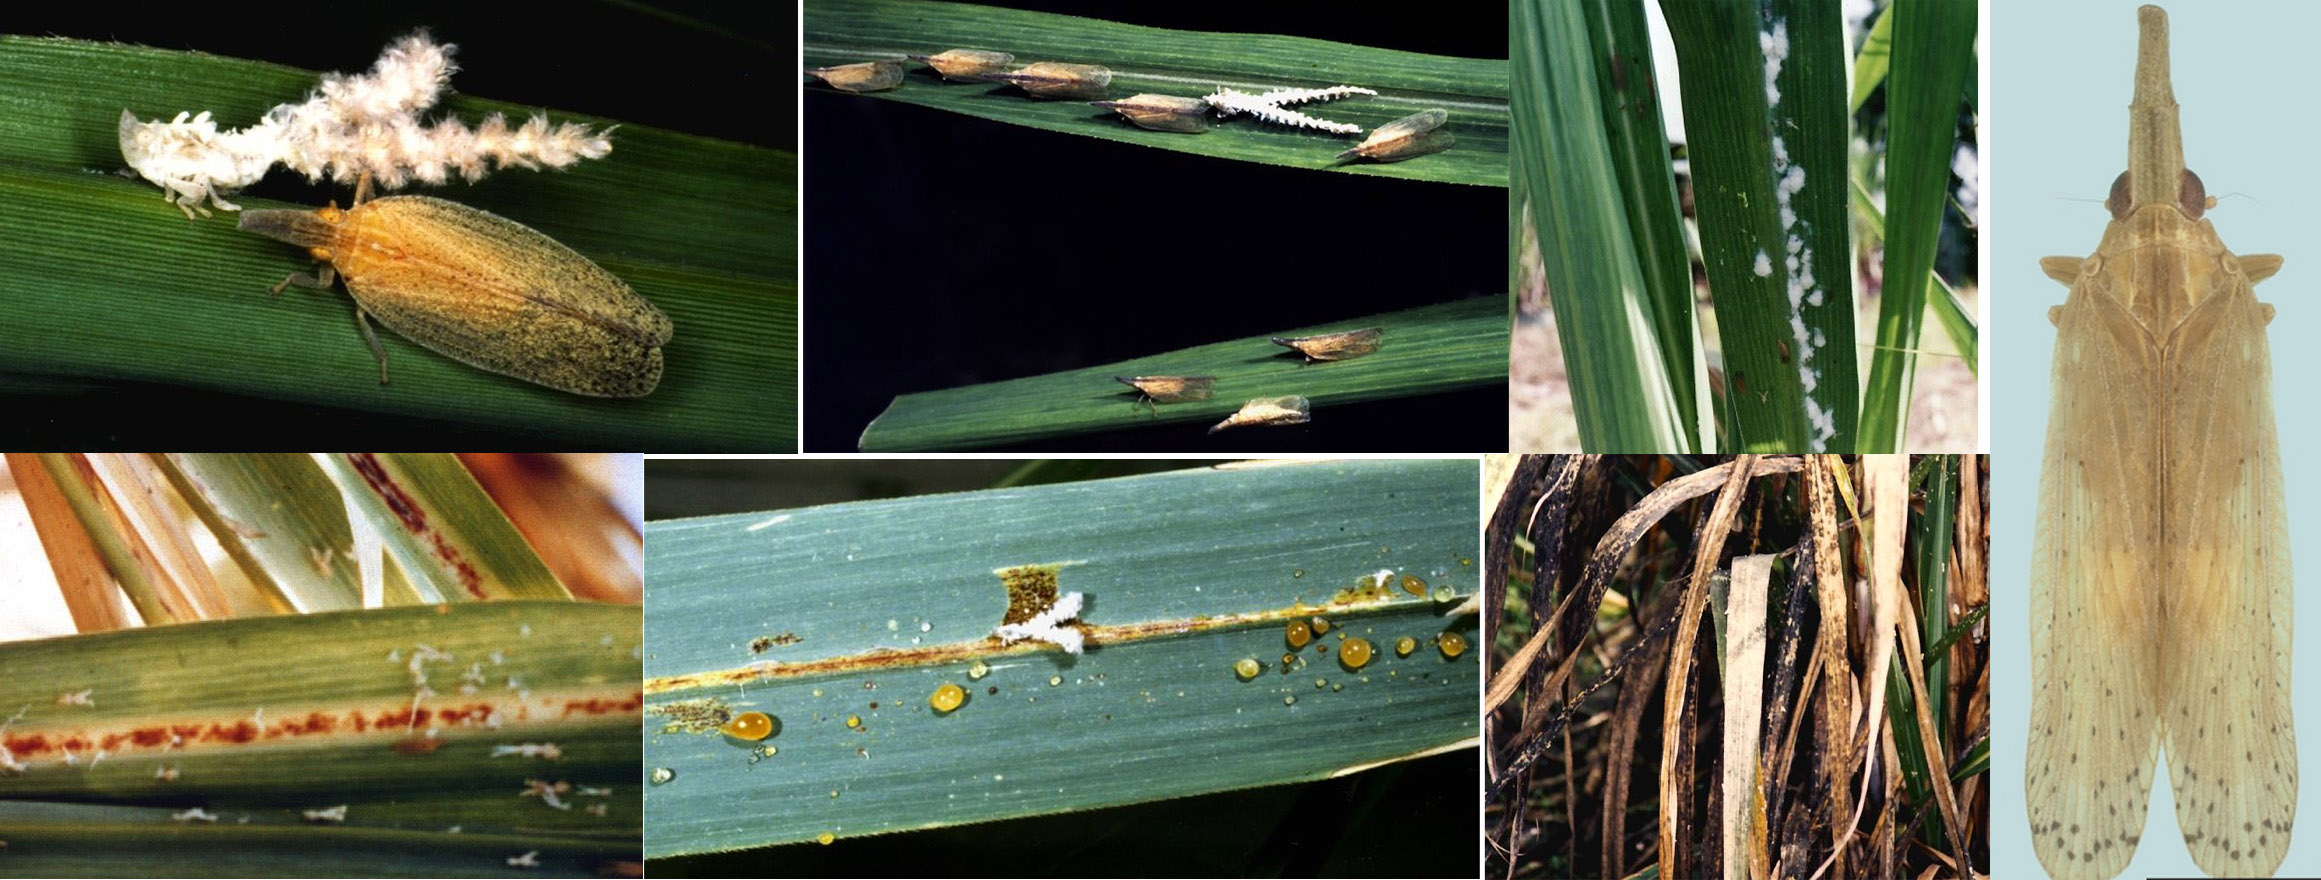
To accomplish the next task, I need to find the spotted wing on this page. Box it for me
[2027,260,2166,879]
[2159,265,2296,875]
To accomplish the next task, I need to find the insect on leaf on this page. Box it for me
[2027,7,2295,877]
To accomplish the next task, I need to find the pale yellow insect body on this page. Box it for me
[239,195,672,397]
[806,61,906,93]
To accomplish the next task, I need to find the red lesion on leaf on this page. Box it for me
[559,693,644,718]
[2,693,638,762]
[344,453,486,600]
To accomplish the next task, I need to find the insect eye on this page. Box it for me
[2180,169,2207,219]
[2106,171,2133,220]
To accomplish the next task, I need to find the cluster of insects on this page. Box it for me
[1113,327,1384,434]
[804,49,1453,162]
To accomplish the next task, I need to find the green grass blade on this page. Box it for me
[642,460,1480,857]
[856,299,1506,451]
[0,601,642,877]
[1512,0,1689,451]
[0,36,793,449]
[1846,179,1979,378]
[1581,0,1700,448]
[1912,455,1955,745]
[1949,736,1987,782]
[1662,0,1859,452]
[1857,0,1975,451]
[1850,6,1895,113]
[803,0,1506,187]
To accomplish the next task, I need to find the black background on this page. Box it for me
[804,1,1507,451]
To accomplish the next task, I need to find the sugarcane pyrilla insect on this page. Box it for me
[1336,109,1454,162]
[907,49,1015,82]
[1114,375,1215,413]
[1208,395,1310,434]
[1092,94,1211,133]
[806,61,906,93]
[2026,7,2294,878]
[983,62,1112,100]
[238,182,672,397]
[1271,328,1383,363]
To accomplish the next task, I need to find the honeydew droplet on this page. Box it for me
[1396,636,1417,657]
[719,711,776,741]
[1049,675,1063,687]
[817,832,836,845]
[931,683,967,713]
[1401,574,1427,596]
[1439,631,1469,659]
[1340,637,1375,670]
[968,661,990,680]
[1431,585,1455,603]
[1315,678,1328,688]
[1234,658,1262,680]
[650,768,674,785]
[1283,695,1297,706]
[1309,616,1330,635]
[1286,619,1312,649]
[845,714,862,729]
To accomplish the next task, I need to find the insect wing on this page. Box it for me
[2158,271,2295,876]
[341,197,671,398]
[2027,262,2164,880]
[1273,328,1383,362]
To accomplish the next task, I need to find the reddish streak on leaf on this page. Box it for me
[2,697,635,761]
[345,453,486,600]
[562,694,645,718]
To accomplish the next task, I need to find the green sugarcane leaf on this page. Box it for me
[857,298,1506,451]
[1662,0,1859,452]
[0,601,642,877]
[1512,0,1691,451]
[642,459,1480,857]
[803,0,1506,187]
[1857,0,1975,450]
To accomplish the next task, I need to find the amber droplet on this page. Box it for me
[1309,616,1330,635]
[1234,658,1262,680]
[1401,574,1427,597]
[1286,618,1313,649]
[1340,637,1374,670]
[845,714,862,729]
[719,711,777,741]
[1395,636,1417,657]
[930,683,967,713]
[817,832,837,845]
[1438,631,1469,659]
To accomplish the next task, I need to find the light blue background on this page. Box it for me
[1994,1,2321,876]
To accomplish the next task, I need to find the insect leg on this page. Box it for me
[268,263,337,295]
[353,307,391,385]
[352,171,374,208]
